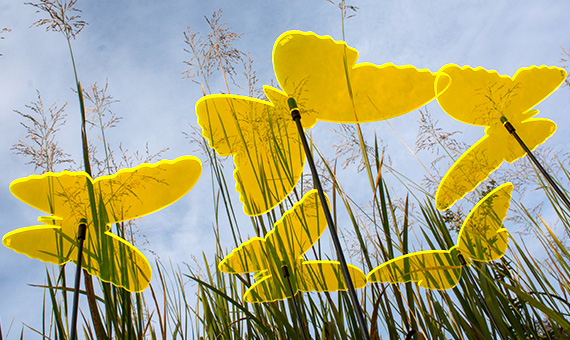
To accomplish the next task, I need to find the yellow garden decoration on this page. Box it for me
[434,64,566,211]
[367,182,513,290]
[219,189,367,303]
[3,156,202,292]
[196,30,443,217]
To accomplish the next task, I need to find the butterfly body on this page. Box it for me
[367,183,513,290]
[435,64,565,210]
[197,30,442,216]
[3,156,202,292]
[219,190,367,303]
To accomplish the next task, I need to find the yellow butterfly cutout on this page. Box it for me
[219,189,367,303]
[196,30,444,217]
[367,182,513,290]
[3,156,202,292]
[434,64,566,211]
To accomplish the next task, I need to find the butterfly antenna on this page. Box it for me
[70,218,87,340]
[457,254,508,340]
[288,97,371,340]
[281,265,310,340]
[502,117,570,212]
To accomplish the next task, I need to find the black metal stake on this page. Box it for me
[282,265,310,340]
[288,98,371,340]
[458,254,507,340]
[70,219,87,340]
[503,119,570,212]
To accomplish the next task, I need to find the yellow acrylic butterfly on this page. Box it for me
[196,30,444,217]
[434,64,566,211]
[367,182,513,290]
[3,156,202,292]
[219,189,367,303]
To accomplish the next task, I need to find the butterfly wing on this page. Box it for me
[218,237,269,274]
[10,171,92,224]
[297,260,367,293]
[94,156,202,223]
[273,30,442,125]
[502,117,556,163]
[457,183,512,262]
[266,189,328,265]
[243,273,290,303]
[196,89,305,216]
[436,64,566,126]
[435,133,504,211]
[81,230,151,292]
[3,223,74,265]
[367,248,463,290]
[2,221,151,292]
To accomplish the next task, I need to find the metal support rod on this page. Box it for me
[282,265,310,340]
[458,254,507,340]
[70,219,87,340]
[503,119,570,211]
[289,98,371,340]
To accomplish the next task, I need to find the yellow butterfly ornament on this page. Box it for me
[3,156,202,292]
[219,190,367,303]
[434,64,566,211]
[367,182,513,290]
[196,30,445,217]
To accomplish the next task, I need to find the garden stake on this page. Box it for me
[70,219,87,340]
[289,97,371,340]
[502,118,570,212]
[281,264,310,340]
[457,254,507,340]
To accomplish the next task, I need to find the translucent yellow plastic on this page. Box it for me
[218,190,367,303]
[273,30,441,125]
[196,30,442,217]
[3,156,202,292]
[197,88,304,218]
[367,183,512,290]
[435,64,566,210]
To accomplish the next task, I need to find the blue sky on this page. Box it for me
[1,0,570,336]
